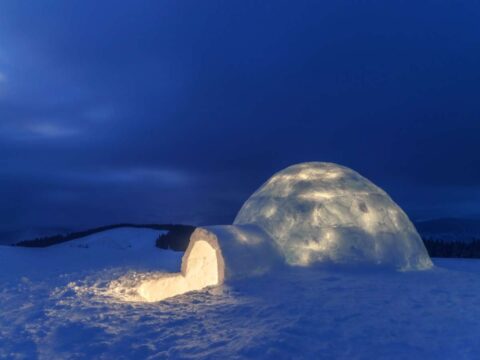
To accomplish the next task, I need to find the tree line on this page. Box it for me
[422,237,480,258]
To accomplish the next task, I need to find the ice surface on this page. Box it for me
[234,162,432,269]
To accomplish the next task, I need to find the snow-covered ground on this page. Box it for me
[1,228,480,359]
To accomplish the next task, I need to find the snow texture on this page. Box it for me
[235,162,432,270]
[1,231,479,359]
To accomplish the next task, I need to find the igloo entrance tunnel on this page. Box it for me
[138,225,283,302]
[138,162,432,302]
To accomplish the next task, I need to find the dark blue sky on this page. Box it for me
[1,1,480,237]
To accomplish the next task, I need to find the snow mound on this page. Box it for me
[137,225,282,302]
[234,162,433,270]
[56,227,167,251]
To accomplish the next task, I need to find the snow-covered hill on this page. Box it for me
[55,227,169,251]
[2,227,480,359]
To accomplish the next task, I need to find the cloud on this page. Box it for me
[1,0,480,235]
[72,168,193,187]
[24,122,79,138]
[0,120,80,140]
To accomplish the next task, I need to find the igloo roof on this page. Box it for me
[234,162,432,270]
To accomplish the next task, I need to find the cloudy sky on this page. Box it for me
[1,1,480,238]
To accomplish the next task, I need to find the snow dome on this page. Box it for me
[234,162,433,270]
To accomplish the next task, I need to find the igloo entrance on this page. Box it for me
[138,236,224,302]
[182,240,221,290]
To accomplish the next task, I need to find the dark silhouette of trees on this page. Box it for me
[155,225,196,251]
[422,237,480,258]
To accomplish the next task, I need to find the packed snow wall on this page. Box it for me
[138,225,282,301]
[234,162,433,270]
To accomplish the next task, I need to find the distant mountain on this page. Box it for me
[414,218,480,243]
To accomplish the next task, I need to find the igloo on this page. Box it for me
[138,161,432,302]
[234,162,433,270]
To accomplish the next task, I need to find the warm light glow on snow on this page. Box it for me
[299,191,335,200]
[138,240,221,302]
[98,225,280,303]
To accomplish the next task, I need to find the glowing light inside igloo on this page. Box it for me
[138,237,224,302]
[234,162,433,270]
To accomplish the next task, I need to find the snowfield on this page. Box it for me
[1,228,480,359]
